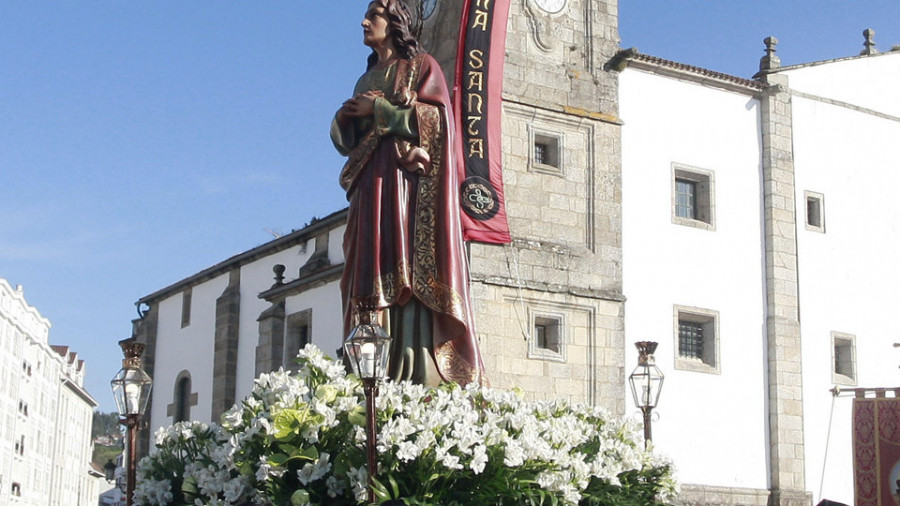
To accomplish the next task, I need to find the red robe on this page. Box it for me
[332,53,485,385]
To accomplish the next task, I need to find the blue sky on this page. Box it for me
[2,1,897,413]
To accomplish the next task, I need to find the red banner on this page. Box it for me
[453,0,511,244]
[853,397,900,505]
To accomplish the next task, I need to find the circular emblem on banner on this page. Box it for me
[461,177,500,221]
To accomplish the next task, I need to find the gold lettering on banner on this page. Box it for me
[472,10,489,31]
[468,49,484,69]
[467,116,482,136]
[468,138,484,158]
[467,93,483,115]
[475,0,491,8]
[467,70,484,92]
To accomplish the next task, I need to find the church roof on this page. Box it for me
[615,48,767,93]
[137,207,348,305]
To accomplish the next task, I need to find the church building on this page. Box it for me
[130,2,900,504]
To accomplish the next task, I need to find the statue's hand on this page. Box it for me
[340,91,383,119]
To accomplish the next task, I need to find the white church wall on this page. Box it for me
[234,242,314,402]
[328,225,347,268]
[782,52,900,118]
[284,282,344,361]
[620,68,769,490]
[151,272,229,425]
[790,79,900,503]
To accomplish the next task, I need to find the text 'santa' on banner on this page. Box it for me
[453,0,512,244]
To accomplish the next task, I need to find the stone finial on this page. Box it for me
[759,36,781,73]
[861,28,877,55]
[272,264,286,287]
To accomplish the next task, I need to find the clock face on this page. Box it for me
[533,0,567,14]
[421,0,437,19]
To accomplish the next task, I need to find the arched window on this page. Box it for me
[174,372,192,423]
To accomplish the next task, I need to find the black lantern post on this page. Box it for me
[343,303,391,505]
[110,339,153,506]
[103,459,117,482]
[628,341,664,448]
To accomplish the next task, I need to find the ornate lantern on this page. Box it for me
[628,341,664,447]
[110,340,153,417]
[110,338,152,506]
[343,305,392,380]
[342,302,392,504]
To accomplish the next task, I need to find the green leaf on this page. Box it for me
[180,476,198,497]
[298,445,319,460]
[290,489,310,505]
[388,473,401,497]
[268,453,289,466]
[347,404,367,427]
[273,409,302,439]
[371,476,391,501]
[315,384,339,403]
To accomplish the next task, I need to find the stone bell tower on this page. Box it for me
[418,0,624,413]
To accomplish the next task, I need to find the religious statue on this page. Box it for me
[331,0,486,386]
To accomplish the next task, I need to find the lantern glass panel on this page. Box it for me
[629,364,664,408]
[111,366,153,416]
[343,322,391,379]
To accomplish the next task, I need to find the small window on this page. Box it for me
[181,287,192,328]
[672,164,715,230]
[530,130,564,175]
[533,134,559,168]
[285,309,313,371]
[174,376,191,423]
[528,313,565,361]
[11,482,21,496]
[674,306,720,374]
[534,317,561,354]
[832,332,856,385]
[805,191,825,232]
[167,370,197,422]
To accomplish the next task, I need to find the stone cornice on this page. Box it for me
[259,264,344,302]
[614,49,768,95]
[471,273,625,302]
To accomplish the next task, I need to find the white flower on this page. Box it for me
[326,475,347,498]
[396,440,420,462]
[297,452,332,485]
[470,444,488,474]
[347,466,369,503]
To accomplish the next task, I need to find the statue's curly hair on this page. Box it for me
[366,0,422,71]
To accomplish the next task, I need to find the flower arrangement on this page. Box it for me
[134,345,678,505]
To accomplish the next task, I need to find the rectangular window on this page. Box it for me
[530,130,563,176]
[528,313,565,361]
[672,164,715,230]
[832,332,856,385]
[534,143,548,165]
[533,318,561,354]
[675,179,697,219]
[285,309,313,371]
[678,320,704,359]
[805,191,825,232]
[674,306,720,374]
[533,134,559,168]
[181,287,192,328]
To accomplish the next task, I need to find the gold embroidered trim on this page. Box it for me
[410,104,464,322]
[435,341,480,385]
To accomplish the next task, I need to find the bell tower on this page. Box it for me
[419,0,625,413]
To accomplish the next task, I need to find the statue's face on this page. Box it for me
[362,2,390,49]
